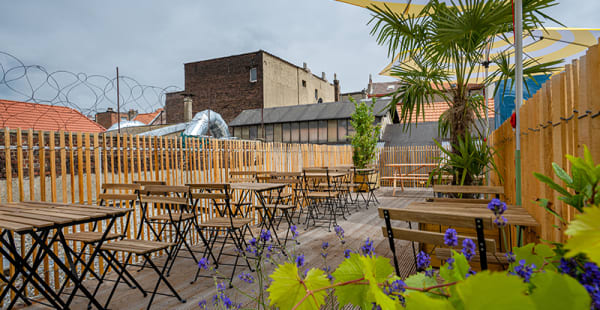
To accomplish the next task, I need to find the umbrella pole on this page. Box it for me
[514,0,524,246]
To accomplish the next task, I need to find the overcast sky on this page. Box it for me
[0,0,598,113]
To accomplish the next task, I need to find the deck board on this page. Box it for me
[23,188,430,310]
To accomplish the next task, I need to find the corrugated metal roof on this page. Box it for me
[230,99,391,126]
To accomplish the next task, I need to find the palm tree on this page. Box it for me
[369,0,562,148]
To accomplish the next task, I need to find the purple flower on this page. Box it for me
[584,284,600,310]
[238,272,255,284]
[322,241,329,250]
[260,230,271,242]
[199,299,207,308]
[295,254,305,268]
[444,228,458,247]
[446,257,455,270]
[494,215,508,227]
[290,225,299,239]
[461,238,476,261]
[505,251,516,264]
[558,257,578,277]
[344,249,352,258]
[487,198,507,215]
[466,268,476,278]
[198,257,210,270]
[361,238,375,256]
[335,225,346,244]
[425,269,435,277]
[582,262,600,286]
[511,259,536,282]
[416,251,430,270]
[383,279,406,299]
[249,238,257,247]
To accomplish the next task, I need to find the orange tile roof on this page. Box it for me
[397,99,494,123]
[134,108,163,124]
[0,99,106,133]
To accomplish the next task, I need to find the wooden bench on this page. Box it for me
[379,205,505,275]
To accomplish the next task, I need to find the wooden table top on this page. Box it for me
[433,185,504,195]
[0,201,131,232]
[304,172,348,178]
[230,182,286,192]
[400,201,539,227]
[386,163,438,168]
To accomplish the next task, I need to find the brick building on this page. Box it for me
[95,108,165,129]
[165,50,339,124]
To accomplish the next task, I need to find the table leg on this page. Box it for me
[474,218,488,270]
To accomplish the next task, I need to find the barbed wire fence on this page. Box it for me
[0,50,180,129]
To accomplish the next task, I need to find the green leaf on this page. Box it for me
[455,271,534,310]
[332,254,396,309]
[552,162,572,185]
[564,207,600,265]
[530,271,590,310]
[533,172,572,197]
[405,291,454,310]
[404,272,438,294]
[267,263,329,310]
[439,251,471,283]
[513,244,557,272]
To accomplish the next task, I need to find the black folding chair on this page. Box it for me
[189,183,253,287]
[302,168,342,231]
[137,185,198,275]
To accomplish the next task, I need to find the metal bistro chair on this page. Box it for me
[98,209,185,309]
[257,173,301,246]
[356,167,380,207]
[60,183,140,302]
[189,183,254,287]
[302,168,342,231]
[137,185,198,275]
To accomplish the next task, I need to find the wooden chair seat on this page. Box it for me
[306,191,339,198]
[100,239,175,255]
[435,248,508,265]
[260,204,296,210]
[197,218,252,229]
[148,213,195,222]
[63,231,124,243]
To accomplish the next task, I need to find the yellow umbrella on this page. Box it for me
[380,28,600,82]
[335,0,431,15]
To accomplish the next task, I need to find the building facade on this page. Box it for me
[229,99,392,145]
[165,50,338,124]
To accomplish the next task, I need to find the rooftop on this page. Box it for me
[229,99,391,127]
[0,99,106,133]
[134,108,164,125]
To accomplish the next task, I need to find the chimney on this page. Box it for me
[368,74,373,95]
[107,107,114,112]
[333,73,340,102]
[303,62,307,70]
[321,72,326,80]
[128,109,137,120]
[182,93,194,122]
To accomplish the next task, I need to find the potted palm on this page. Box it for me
[349,97,381,190]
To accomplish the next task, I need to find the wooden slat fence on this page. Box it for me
[489,40,600,244]
[0,131,352,302]
[378,145,441,187]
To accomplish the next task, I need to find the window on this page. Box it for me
[274,124,282,142]
[282,123,291,143]
[291,122,299,143]
[302,80,306,87]
[300,122,309,143]
[250,67,257,83]
[328,120,338,143]
[338,119,348,142]
[242,126,250,140]
[347,122,356,138]
[309,121,318,143]
[318,120,327,143]
[249,126,258,140]
[315,89,318,100]
[265,124,274,142]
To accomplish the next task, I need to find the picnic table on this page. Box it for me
[0,201,131,309]
[380,201,538,272]
[383,163,438,195]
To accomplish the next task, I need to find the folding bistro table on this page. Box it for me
[230,182,286,249]
[0,201,131,309]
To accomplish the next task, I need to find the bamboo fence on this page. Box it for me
[489,40,600,244]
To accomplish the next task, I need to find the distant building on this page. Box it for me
[165,50,340,124]
[95,108,164,129]
[229,99,392,144]
[0,99,105,133]
[339,90,367,102]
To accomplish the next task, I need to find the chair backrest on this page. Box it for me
[186,183,233,218]
[141,185,189,197]
[134,180,166,186]
[228,171,257,183]
[302,168,331,191]
[98,183,141,206]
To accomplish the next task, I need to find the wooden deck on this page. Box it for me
[23,188,430,310]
